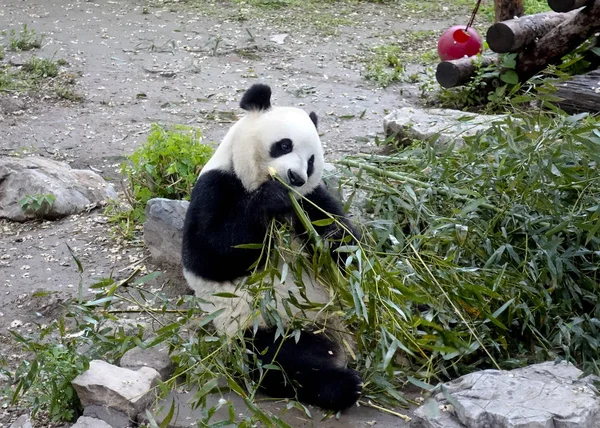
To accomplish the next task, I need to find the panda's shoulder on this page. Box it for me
[191,169,247,201]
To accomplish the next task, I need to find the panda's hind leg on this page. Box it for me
[246,327,363,411]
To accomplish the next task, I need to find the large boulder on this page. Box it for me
[0,156,117,221]
[411,361,600,428]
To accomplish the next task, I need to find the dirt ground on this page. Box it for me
[0,0,474,425]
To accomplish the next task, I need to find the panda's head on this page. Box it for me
[206,84,324,196]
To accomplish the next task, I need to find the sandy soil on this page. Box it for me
[0,0,472,425]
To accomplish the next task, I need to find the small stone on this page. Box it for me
[70,416,113,428]
[8,415,32,428]
[120,345,175,380]
[71,360,160,418]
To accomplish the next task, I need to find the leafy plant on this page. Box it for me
[11,320,89,421]
[337,107,600,380]
[109,124,213,237]
[7,24,43,51]
[19,193,56,218]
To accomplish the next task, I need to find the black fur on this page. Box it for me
[240,84,272,111]
[246,327,362,411]
[309,111,318,128]
[307,155,315,178]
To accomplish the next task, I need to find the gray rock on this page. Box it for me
[412,361,600,428]
[83,405,132,427]
[8,415,32,428]
[143,198,189,267]
[71,360,160,418]
[120,345,175,381]
[0,156,117,221]
[70,416,114,428]
[383,107,507,148]
[411,400,464,428]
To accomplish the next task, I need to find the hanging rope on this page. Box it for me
[466,0,483,30]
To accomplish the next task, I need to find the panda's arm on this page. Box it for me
[296,184,359,258]
[183,171,294,281]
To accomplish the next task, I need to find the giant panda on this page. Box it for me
[181,83,363,411]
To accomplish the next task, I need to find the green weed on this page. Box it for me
[109,124,213,238]
[19,193,56,219]
[22,57,59,78]
[6,24,43,51]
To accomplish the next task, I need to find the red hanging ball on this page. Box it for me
[438,25,483,61]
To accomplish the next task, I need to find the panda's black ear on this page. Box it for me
[240,84,271,111]
[309,111,318,129]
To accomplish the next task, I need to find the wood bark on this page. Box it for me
[487,10,578,53]
[548,0,593,12]
[516,0,600,81]
[495,0,524,22]
[436,56,497,88]
[554,69,600,113]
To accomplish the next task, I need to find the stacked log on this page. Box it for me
[434,0,600,113]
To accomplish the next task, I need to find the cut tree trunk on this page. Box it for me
[436,56,497,88]
[495,0,524,22]
[554,69,600,113]
[548,0,593,12]
[487,10,579,53]
[516,0,600,81]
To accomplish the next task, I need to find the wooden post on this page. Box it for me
[548,0,593,12]
[487,11,578,52]
[436,56,497,88]
[495,0,524,22]
[516,0,600,81]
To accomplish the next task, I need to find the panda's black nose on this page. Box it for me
[287,169,306,187]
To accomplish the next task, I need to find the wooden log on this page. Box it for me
[554,69,600,113]
[495,0,524,22]
[487,10,578,53]
[516,0,600,81]
[547,0,593,12]
[436,56,497,88]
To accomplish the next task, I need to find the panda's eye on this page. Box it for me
[279,140,292,153]
[308,155,314,166]
[270,138,294,158]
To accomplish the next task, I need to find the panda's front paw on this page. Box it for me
[257,180,294,215]
[299,367,363,411]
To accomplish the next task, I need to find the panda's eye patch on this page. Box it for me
[269,138,294,158]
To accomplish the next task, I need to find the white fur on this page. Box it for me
[184,268,332,337]
[201,107,324,195]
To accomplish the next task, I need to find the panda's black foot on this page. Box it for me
[296,367,363,411]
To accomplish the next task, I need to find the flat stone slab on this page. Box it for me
[383,107,507,148]
[411,361,600,428]
[72,360,160,418]
[140,387,411,428]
